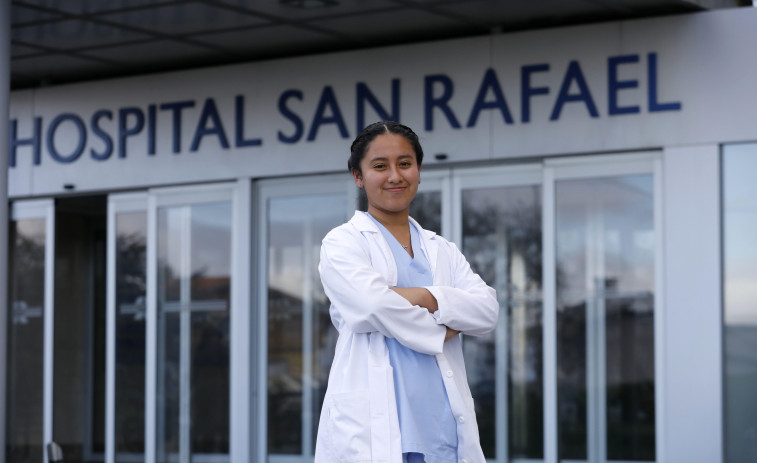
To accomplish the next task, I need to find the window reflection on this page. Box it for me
[156,202,231,463]
[6,218,46,463]
[461,185,543,460]
[267,194,345,456]
[115,211,147,461]
[555,174,655,461]
[723,143,757,463]
[410,191,442,235]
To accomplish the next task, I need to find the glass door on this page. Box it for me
[446,154,661,463]
[410,169,450,237]
[258,175,354,463]
[6,200,55,463]
[454,165,544,462]
[545,154,662,463]
[107,193,148,463]
[106,183,247,463]
[152,185,234,463]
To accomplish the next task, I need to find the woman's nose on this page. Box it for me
[387,166,401,182]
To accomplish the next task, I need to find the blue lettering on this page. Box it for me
[424,74,460,131]
[47,113,86,164]
[467,68,513,127]
[550,61,599,120]
[608,55,640,115]
[648,53,681,112]
[235,95,262,148]
[307,86,349,141]
[191,98,230,151]
[356,79,400,131]
[521,64,550,123]
[9,117,42,167]
[147,104,157,155]
[278,90,304,144]
[90,110,113,161]
[118,107,145,158]
[159,100,195,153]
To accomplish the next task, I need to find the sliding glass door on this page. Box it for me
[454,166,544,462]
[258,175,354,463]
[6,200,54,463]
[106,183,248,463]
[89,153,662,463]
[449,155,661,463]
[107,194,148,463]
[546,155,662,463]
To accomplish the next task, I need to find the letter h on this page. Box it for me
[9,118,42,167]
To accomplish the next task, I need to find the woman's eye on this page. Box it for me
[373,163,385,169]
[400,161,412,167]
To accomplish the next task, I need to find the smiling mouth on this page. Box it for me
[385,187,407,192]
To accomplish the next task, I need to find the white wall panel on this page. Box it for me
[662,144,722,463]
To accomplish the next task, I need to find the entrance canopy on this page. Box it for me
[9,0,739,90]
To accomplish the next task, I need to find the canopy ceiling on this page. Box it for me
[9,0,744,90]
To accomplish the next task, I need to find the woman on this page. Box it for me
[315,121,498,463]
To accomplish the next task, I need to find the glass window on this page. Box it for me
[723,143,757,463]
[410,190,442,235]
[555,174,655,462]
[461,184,543,460]
[266,194,346,458]
[115,211,147,462]
[156,202,232,463]
[6,217,46,463]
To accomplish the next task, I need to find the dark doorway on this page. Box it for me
[53,196,107,463]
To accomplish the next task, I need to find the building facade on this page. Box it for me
[5,7,757,463]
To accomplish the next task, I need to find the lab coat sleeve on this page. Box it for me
[319,227,446,355]
[425,240,499,336]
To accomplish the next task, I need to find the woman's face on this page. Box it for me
[353,133,420,218]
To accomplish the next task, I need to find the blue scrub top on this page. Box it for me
[367,214,458,463]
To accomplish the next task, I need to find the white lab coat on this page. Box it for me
[314,211,499,463]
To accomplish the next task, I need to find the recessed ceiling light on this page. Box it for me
[280,0,338,8]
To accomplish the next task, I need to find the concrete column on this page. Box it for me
[0,1,11,462]
[663,144,723,463]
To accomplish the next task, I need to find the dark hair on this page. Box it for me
[348,121,424,175]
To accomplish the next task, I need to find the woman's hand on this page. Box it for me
[391,287,458,341]
[390,287,438,313]
[445,327,461,342]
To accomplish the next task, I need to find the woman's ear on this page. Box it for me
[351,169,363,188]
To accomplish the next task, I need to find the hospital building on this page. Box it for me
[2,1,757,463]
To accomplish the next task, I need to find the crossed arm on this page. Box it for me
[319,227,497,353]
[389,287,461,342]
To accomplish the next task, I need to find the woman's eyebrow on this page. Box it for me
[367,154,414,163]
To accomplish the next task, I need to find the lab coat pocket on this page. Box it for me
[325,390,372,462]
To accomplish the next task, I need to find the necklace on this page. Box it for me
[401,244,409,249]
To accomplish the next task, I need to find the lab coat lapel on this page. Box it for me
[349,211,398,286]
[349,211,439,284]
